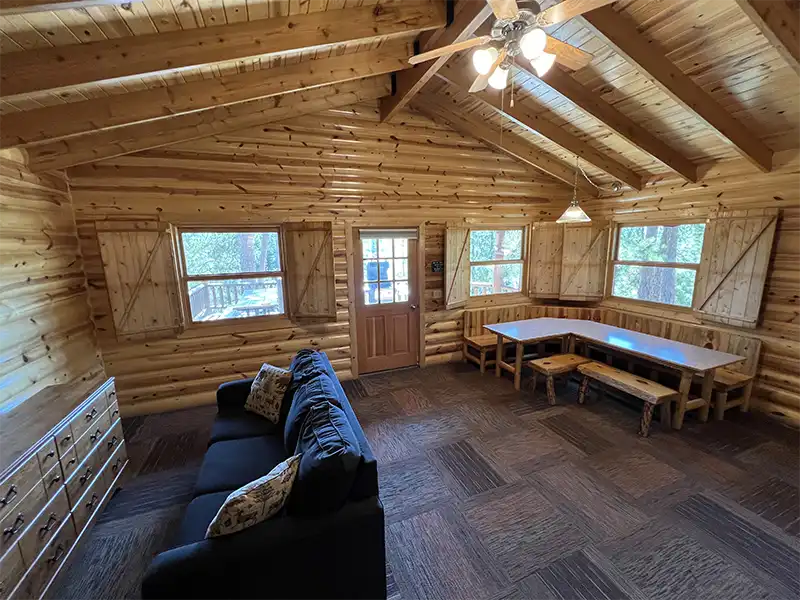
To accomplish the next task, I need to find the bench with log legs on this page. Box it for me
[528,353,592,405]
[463,334,510,374]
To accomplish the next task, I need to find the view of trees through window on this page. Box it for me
[612,223,705,307]
[469,229,524,296]
[180,231,284,322]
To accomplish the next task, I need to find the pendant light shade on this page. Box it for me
[488,66,509,90]
[556,200,592,223]
[519,28,547,60]
[472,47,499,75]
[531,52,557,77]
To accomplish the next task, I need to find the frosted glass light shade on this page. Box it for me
[519,28,547,59]
[472,47,499,75]
[531,52,557,77]
[556,201,591,223]
[488,67,509,90]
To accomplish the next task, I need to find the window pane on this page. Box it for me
[469,263,523,296]
[188,277,284,321]
[395,281,409,302]
[470,229,523,262]
[378,239,394,258]
[612,265,697,307]
[379,282,394,304]
[363,260,379,282]
[363,283,379,305]
[183,231,280,276]
[394,238,408,258]
[362,239,377,259]
[617,224,705,264]
[394,258,408,281]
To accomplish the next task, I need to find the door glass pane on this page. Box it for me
[612,265,697,307]
[394,258,408,280]
[362,239,377,259]
[617,224,705,264]
[395,281,409,302]
[363,260,379,282]
[182,231,280,275]
[379,282,394,304]
[188,277,284,321]
[363,283,379,305]
[394,238,408,258]
[469,263,523,296]
[378,238,394,258]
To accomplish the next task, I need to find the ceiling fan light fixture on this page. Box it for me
[519,27,547,60]
[472,47,499,75]
[531,51,557,77]
[488,66,509,90]
[556,200,592,224]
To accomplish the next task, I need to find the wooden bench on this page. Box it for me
[463,334,509,374]
[577,361,679,437]
[527,353,592,405]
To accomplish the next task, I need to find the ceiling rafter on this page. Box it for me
[582,5,774,173]
[379,0,493,122]
[1,45,411,148]
[734,0,799,77]
[436,61,644,190]
[0,0,445,98]
[27,77,391,173]
[413,90,598,197]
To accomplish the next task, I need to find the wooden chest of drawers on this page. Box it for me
[0,378,128,600]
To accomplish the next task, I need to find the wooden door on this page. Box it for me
[356,233,420,374]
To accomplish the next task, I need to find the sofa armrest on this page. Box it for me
[216,378,253,410]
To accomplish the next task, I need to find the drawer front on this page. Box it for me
[0,480,47,558]
[53,423,75,459]
[41,464,63,501]
[0,454,42,525]
[35,440,58,477]
[70,467,109,535]
[65,452,101,510]
[73,410,111,463]
[104,384,118,410]
[58,446,80,483]
[10,518,76,600]
[17,487,69,567]
[0,545,25,600]
[69,395,107,441]
[106,442,128,486]
[107,401,121,424]
[100,420,124,465]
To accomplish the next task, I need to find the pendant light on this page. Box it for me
[557,157,591,224]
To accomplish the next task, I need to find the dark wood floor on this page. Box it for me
[52,362,800,600]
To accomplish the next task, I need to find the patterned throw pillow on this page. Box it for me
[245,363,291,423]
[205,455,301,538]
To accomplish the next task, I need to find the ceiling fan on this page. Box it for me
[409,0,615,92]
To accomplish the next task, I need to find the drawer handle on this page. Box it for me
[2,514,25,539]
[79,468,93,485]
[60,435,72,446]
[107,436,118,451]
[48,474,61,488]
[38,513,59,539]
[111,409,120,418]
[85,407,98,422]
[89,428,104,443]
[112,458,122,473]
[85,493,99,511]
[46,449,56,459]
[67,457,77,467]
[46,543,65,565]
[0,485,17,507]
[109,390,116,397]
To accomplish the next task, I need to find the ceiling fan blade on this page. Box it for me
[537,0,616,27]
[544,35,593,71]
[486,0,520,20]
[408,36,493,65]
[469,47,507,92]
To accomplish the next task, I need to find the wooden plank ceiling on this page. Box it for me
[0,0,797,194]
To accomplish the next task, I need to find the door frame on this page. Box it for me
[346,223,426,378]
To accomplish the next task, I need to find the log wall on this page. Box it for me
[0,149,103,412]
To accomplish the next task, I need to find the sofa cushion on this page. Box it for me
[290,349,329,385]
[194,436,287,497]
[288,402,361,516]
[245,363,292,423]
[209,408,278,445]
[206,455,301,538]
[284,373,340,454]
[174,491,231,546]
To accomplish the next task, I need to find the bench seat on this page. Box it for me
[463,334,511,374]
[527,354,592,405]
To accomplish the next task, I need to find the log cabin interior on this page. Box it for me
[1,0,799,598]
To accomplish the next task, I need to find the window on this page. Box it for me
[611,223,705,308]
[178,229,285,323]
[361,237,410,305]
[469,228,524,297]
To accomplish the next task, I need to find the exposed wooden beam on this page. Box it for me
[0,0,139,14]
[436,61,644,190]
[734,0,799,76]
[413,91,598,196]
[26,76,391,173]
[583,6,774,173]
[535,65,699,183]
[379,1,492,122]
[1,46,410,148]
[1,1,444,98]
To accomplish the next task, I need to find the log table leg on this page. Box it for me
[568,334,576,354]
[578,375,590,405]
[672,371,693,430]
[495,334,503,378]
[513,342,524,391]
[639,403,656,437]
[699,369,714,422]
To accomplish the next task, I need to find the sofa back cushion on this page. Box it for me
[284,372,341,453]
[288,401,361,515]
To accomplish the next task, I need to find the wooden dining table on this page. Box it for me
[483,318,744,429]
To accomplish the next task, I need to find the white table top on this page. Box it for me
[484,318,743,372]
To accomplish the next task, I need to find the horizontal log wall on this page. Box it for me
[0,149,103,411]
[68,102,567,416]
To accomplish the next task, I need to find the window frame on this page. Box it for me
[467,226,528,299]
[607,220,706,311]
[175,225,289,328]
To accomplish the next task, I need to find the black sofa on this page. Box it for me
[141,352,386,599]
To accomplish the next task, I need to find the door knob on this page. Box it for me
[410,305,417,310]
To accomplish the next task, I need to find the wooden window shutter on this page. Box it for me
[529,222,563,298]
[96,221,182,339]
[693,209,778,328]
[284,222,336,320]
[559,222,609,301]
[445,225,470,309]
